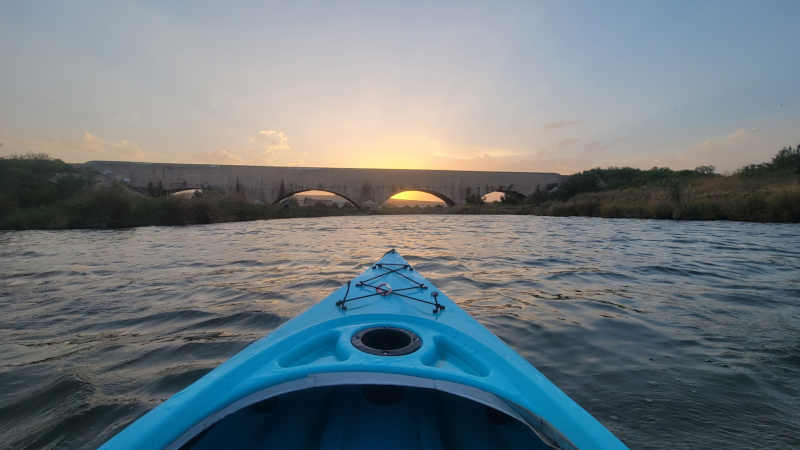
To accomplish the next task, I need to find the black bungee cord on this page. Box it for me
[335,260,444,313]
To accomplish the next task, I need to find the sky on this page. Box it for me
[1,0,798,175]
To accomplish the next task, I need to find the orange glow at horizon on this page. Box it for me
[294,190,334,197]
[390,191,445,202]
[292,190,444,203]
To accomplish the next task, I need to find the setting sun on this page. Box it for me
[389,191,445,202]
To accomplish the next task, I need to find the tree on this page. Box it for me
[771,144,800,174]
[738,144,800,177]
[552,170,603,201]
[465,193,485,205]
[525,185,549,206]
[0,152,90,210]
[694,165,716,175]
[500,192,522,205]
[664,177,687,208]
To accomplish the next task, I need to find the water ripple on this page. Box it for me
[1,216,799,449]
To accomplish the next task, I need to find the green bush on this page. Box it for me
[464,193,485,205]
[157,196,192,226]
[0,153,92,209]
[739,144,800,177]
[524,185,550,205]
[499,192,523,205]
[771,145,800,174]
[65,183,134,228]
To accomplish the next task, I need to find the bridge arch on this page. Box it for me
[483,189,526,204]
[273,189,360,208]
[170,188,202,198]
[384,189,455,207]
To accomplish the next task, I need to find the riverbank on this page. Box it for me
[487,175,800,222]
[2,147,798,229]
[2,176,797,229]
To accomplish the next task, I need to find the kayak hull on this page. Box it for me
[101,250,627,449]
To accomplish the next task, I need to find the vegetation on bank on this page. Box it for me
[0,153,367,229]
[486,145,800,222]
[1,145,798,230]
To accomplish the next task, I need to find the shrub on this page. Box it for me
[499,192,523,205]
[465,193,485,205]
[771,144,800,174]
[0,153,92,209]
[191,195,222,224]
[571,199,602,217]
[158,196,192,226]
[525,185,550,206]
[738,144,800,177]
[67,183,134,228]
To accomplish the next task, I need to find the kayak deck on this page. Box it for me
[102,250,626,450]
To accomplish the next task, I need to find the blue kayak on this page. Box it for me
[101,250,627,449]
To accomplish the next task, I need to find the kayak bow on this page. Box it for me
[101,250,627,449]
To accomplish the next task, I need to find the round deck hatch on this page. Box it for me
[352,327,421,356]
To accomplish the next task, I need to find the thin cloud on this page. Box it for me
[698,127,757,149]
[193,130,300,166]
[543,120,579,131]
[557,138,580,149]
[196,149,245,165]
[257,130,291,150]
[640,127,765,172]
[726,128,757,141]
[197,148,280,166]
[430,151,586,174]
[286,152,309,167]
[583,141,603,154]
[0,132,146,162]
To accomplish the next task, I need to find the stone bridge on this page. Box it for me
[84,161,566,208]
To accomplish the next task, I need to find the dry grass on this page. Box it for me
[533,176,800,222]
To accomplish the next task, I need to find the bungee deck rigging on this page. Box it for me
[336,252,445,313]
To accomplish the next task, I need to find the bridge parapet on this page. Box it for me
[84,161,566,208]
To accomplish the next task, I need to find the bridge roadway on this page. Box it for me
[84,161,566,208]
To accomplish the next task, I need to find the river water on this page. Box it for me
[1,216,798,449]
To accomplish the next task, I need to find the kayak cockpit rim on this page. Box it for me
[165,372,575,450]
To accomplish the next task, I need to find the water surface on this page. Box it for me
[1,216,799,448]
